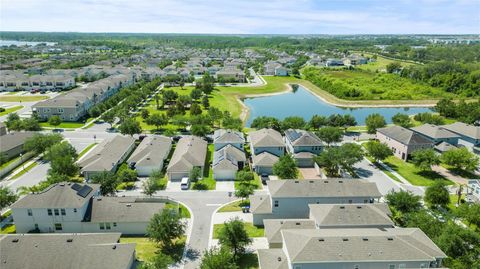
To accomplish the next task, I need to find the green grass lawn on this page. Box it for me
[0,155,22,170]
[237,253,259,269]
[77,143,97,159]
[191,144,216,190]
[383,156,453,186]
[0,95,49,102]
[40,118,94,129]
[357,53,415,72]
[10,161,38,180]
[120,237,158,262]
[0,105,23,117]
[364,156,402,183]
[165,202,191,218]
[0,224,16,234]
[213,222,264,239]
[218,199,250,213]
[234,173,262,190]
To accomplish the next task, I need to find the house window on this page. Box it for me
[34,224,39,230]
[27,209,32,216]
[399,264,406,269]
[354,265,360,269]
[113,222,117,227]
[348,200,353,204]
[106,223,111,230]
[54,223,62,231]
[73,209,77,213]
[47,209,52,216]
[61,209,66,216]
[54,209,59,216]
[274,200,279,207]
[58,108,64,113]
[99,223,105,230]
[389,265,395,269]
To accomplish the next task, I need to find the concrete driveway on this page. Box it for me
[215,181,235,192]
[299,168,322,179]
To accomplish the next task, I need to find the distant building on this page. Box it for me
[0,71,75,92]
[376,125,434,160]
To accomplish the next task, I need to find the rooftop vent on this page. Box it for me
[294,181,299,183]
[97,198,102,201]
[339,206,345,209]
[277,257,282,262]
[318,238,324,242]
[387,237,394,241]
[338,180,343,183]
[309,181,314,183]
[357,206,362,209]
[362,238,368,241]
[112,245,117,250]
[324,180,329,183]
[342,238,349,241]
[67,239,73,243]
[126,204,132,207]
[12,239,19,243]
[296,222,301,225]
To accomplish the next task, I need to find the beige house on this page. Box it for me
[127,135,172,176]
[166,136,207,181]
[377,125,433,160]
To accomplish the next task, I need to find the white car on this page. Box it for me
[180,177,190,190]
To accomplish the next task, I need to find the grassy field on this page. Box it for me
[213,222,264,239]
[234,173,263,190]
[0,105,23,117]
[0,95,49,102]
[218,199,250,213]
[357,53,415,72]
[383,156,453,186]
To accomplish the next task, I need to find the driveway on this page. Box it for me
[299,168,322,179]
[215,181,235,192]
[354,158,403,195]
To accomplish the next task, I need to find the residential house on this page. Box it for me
[127,135,172,177]
[166,136,207,181]
[11,182,166,235]
[467,179,480,203]
[263,219,316,248]
[308,203,394,229]
[284,129,323,167]
[377,125,434,160]
[77,135,136,180]
[325,58,344,67]
[264,62,282,76]
[213,129,244,151]
[274,66,288,76]
[0,71,75,92]
[216,68,245,82]
[250,179,382,225]
[33,74,133,121]
[0,131,35,160]
[249,128,285,175]
[411,124,460,145]
[257,228,446,269]
[0,233,136,269]
[442,122,480,151]
[212,145,246,180]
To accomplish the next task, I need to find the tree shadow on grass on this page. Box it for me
[417,170,445,181]
[237,252,259,269]
[161,240,186,262]
[354,167,373,178]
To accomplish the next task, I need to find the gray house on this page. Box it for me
[258,228,447,269]
[213,129,244,151]
[77,135,136,180]
[249,128,285,175]
[0,131,35,160]
[442,122,480,150]
[213,145,246,180]
[250,179,382,225]
[411,124,460,144]
[377,125,434,160]
[166,136,207,181]
[284,129,323,167]
[127,135,172,177]
[263,219,315,248]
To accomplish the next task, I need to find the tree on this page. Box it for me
[309,115,327,130]
[208,107,223,127]
[386,62,402,73]
[190,103,202,115]
[202,95,210,108]
[146,113,168,131]
[22,117,41,131]
[441,147,479,172]
[384,190,422,213]
[435,224,480,267]
[315,143,363,177]
[189,167,202,182]
[24,133,63,155]
[141,109,150,120]
[5,113,22,131]
[140,253,172,269]
[364,141,392,162]
[191,124,210,137]
[316,126,343,146]
[272,154,298,179]
[90,171,118,196]
[200,247,238,269]
[101,110,116,128]
[281,116,306,130]
[217,218,252,260]
[45,141,79,177]
[116,165,137,182]
[119,118,142,136]
[392,113,413,128]
[0,186,17,211]
[143,170,164,196]
[190,88,203,100]
[457,203,480,227]
[411,148,440,171]
[250,116,281,131]
[341,114,357,130]
[48,115,62,128]
[235,183,254,201]
[365,113,386,134]
[147,208,186,250]
[424,182,450,208]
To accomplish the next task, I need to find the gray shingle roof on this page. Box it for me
[0,131,35,153]
[282,228,446,263]
[0,233,135,269]
[249,128,284,148]
[377,125,433,145]
[253,151,279,166]
[89,197,165,223]
[250,194,272,214]
[285,129,323,146]
[411,124,460,139]
[213,144,246,170]
[127,135,172,168]
[264,219,315,245]
[308,203,393,227]
[442,122,480,139]
[257,249,289,269]
[78,135,135,173]
[12,182,100,209]
[267,179,382,198]
[167,135,207,173]
[434,141,457,153]
[213,129,244,144]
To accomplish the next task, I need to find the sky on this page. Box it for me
[0,0,479,34]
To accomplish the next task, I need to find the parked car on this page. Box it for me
[180,177,190,190]
[261,174,269,185]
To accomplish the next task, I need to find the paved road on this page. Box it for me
[0,159,50,193]
[123,189,236,269]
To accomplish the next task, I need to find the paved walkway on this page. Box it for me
[211,237,268,252]
[299,168,322,179]
[212,212,252,225]
[432,165,469,185]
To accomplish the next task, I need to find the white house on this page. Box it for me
[166,136,207,181]
[127,135,172,176]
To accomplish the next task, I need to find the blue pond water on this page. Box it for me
[244,85,432,126]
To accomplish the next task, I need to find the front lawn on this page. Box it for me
[0,224,16,234]
[191,144,216,190]
[120,236,186,264]
[364,156,402,183]
[165,202,191,218]
[40,118,93,129]
[0,105,23,116]
[234,173,262,190]
[218,199,250,213]
[213,222,264,239]
[77,143,97,160]
[0,95,49,102]
[383,156,453,186]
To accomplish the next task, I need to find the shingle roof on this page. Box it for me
[213,129,244,144]
[308,203,393,227]
[250,194,272,214]
[267,179,382,198]
[127,135,172,168]
[264,219,315,245]
[213,144,246,170]
[0,131,35,152]
[284,129,323,146]
[78,135,135,173]
[442,122,480,140]
[167,136,207,173]
[12,182,100,209]
[0,233,135,269]
[411,124,460,139]
[434,141,457,153]
[249,128,284,148]
[282,228,447,263]
[253,151,279,167]
[377,125,433,145]
[88,197,165,223]
[257,249,289,269]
